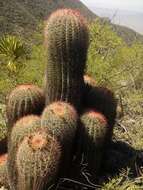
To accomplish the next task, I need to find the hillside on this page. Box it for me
[100,18,143,44]
[0,0,96,38]
[1,0,143,44]
[112,23,143,44]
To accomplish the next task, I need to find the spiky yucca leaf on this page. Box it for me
[0,35,27,72]
[0,35,26,60]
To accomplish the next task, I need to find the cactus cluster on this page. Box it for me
[0,8,117,189]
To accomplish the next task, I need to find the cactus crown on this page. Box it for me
[46,101,78,120]
[28,132,49,150]
[84,111,107,124]
[45,8,89,49]
[81,110,108,146]
[45,8,89,74]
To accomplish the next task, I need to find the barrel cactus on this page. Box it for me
[8,115,41,190]
[6,84,45,129]
[16,130,61,190]
[78,111,109,180]
[41,101,78,177]
[44,9,89,110]
[41,102,78,144]
[83,81,117,129]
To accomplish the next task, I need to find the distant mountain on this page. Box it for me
[111,23,143,45]
[100,17,143,45]
[0,0,143,44]
[92,7,143,35]
[0,0,96,38]
[93,7,143,44]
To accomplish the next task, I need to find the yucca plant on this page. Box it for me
[0,35,27,72]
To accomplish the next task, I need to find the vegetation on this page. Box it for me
[0,5,143,190]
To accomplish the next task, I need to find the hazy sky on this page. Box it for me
[81,0,143,13]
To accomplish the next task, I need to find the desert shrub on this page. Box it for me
[87,19,123,88]
[87,19,143,95]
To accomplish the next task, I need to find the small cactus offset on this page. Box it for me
[78,111,109,181]
[7,115,41,190]
[44,9,89,110]
[41,101,78,176]
[16,130,61,190]
[0,154,9,189]
[84,75,96,87]
[6,84,45,129]
[83,78,117,129]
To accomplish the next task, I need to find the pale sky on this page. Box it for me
[81,0,143,13]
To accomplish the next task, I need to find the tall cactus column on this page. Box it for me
[44,9,89,110]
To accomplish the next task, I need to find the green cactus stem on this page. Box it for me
[41,101,78,177]
[83,78,117,130]
[77,111,108,181]
[44,9,89,110]
[16,130,61,190]
[7,115,41,190]
[6,84,45,129]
